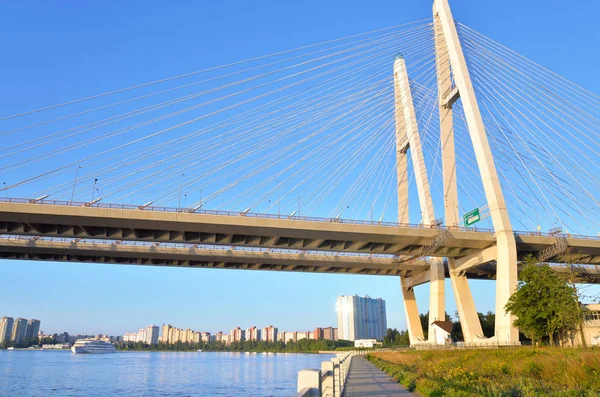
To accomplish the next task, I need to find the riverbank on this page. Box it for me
[368,348,600,396]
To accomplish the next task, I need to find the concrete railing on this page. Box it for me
[296,350,368,397]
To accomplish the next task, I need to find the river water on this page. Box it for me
[0,350,334,396]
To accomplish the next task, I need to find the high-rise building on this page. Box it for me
[11,318,28,343]
[161,324,172,343]
[25,319,41,340]
[146,325,159,345]
[314,327,323,340]
[231,327,245,342]
[215,331,230,345]
[245,326,259,341]
[123,325,161,344]
[279,331,297,343]
[261,325,278,343]
[190,331,201,344]
[201,332,211,343]
[0,317,14,344]
[323,327,337,341]
[183,329,193,343]
[168,327,177,343]
[337,295,387,341]
[138,328,148,343]
[56,332,69,343]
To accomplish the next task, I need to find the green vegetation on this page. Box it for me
[505,255,586,347]
[115,338,353,353]
[383,328,410,347]
[0,337,44,349]
[367,256,599,395]
[368,348,600,396]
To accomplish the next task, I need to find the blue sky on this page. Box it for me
[1,0,599,336]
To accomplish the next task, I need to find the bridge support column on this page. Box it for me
[434,13,484,343]
[394,54,445,343]
[400,276,425,344]
[433,0,518,342]
[396,153,409,225]
[427,259,445,338]
[448,263,484,341]
[495,234,518,342]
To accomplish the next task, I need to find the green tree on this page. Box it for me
[395,330,410,346]
[384,328,399,346]
[505,255,579,347]
[383,328,410,347]
[559,253,595,347]
[478,311,495,338]
[419,313,429,339]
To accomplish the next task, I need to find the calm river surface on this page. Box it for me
[0,350,334,396]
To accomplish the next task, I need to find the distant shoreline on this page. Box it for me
[1,349,338,356]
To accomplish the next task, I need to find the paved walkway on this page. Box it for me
[342,356,416,397]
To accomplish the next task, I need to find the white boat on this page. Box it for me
[71,339,116,354]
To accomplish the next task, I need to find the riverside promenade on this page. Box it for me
[342,356,415,397]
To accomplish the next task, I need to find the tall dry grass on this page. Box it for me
[369,347,600,396]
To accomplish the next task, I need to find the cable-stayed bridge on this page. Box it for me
[0,0,599,345]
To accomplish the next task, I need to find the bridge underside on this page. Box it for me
[1,202,599,281]
[2,237,599,284]
[0,237,428,276]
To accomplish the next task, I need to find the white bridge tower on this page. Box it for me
[394,0,519,345]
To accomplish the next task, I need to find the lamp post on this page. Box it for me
[177,173,185,209]
[70,165,81,204]
[91,178,98,202]
[276,180,281,218]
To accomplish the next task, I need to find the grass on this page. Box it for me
[367,347,600,396]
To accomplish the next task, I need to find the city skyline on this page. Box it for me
[1,0,599,336]
[122,322,339,345]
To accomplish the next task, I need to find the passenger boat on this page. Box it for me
[71,339,116,354]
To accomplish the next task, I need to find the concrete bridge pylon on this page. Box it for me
[394,0,519,345]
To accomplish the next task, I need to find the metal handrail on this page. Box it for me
[1,197,597,240]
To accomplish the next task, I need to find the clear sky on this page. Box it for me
[1,0,599,336]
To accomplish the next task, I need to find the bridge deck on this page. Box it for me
[342,356,415,397]
[0,200,598,263]
[1,200,599,280]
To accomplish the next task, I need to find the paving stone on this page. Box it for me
[342,356,416,397]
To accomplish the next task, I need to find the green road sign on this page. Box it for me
[464,208,480,226]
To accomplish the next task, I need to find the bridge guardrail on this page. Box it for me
[0,197,493,235]
[513,230,600,240]
[1,197,597,240]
